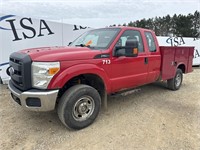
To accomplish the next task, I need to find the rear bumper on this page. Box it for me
[8,81,58,111]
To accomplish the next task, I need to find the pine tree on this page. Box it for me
[110,11,200,37]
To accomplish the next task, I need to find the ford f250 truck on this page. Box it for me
[7,27,194,130]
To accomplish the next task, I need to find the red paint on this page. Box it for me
[160,46,194,80]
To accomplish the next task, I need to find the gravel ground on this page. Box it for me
[0,68,200,150]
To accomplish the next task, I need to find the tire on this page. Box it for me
[167,68,183,91]
[0,77,2,84]
[57,84,101,130]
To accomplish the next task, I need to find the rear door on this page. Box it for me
[110,29,148,92]
[144,31,161,83]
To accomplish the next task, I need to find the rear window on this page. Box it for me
[145,32,156,52]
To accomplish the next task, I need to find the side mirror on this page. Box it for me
[125,39,139,57]
[115,46,125,57]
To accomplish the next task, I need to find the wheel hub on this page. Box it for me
[78,102,88,114]
[175,74,181,87]
[73,96,95,121]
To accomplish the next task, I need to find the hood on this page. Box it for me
[20,46,102,62]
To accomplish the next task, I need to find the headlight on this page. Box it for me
[32,62,60,89]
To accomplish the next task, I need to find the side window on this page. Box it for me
[115,30,144,52]
[145,32,156,52]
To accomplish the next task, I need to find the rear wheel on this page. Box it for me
[57,84,101,130]
[167,68,183,90]
[0,77,2,84]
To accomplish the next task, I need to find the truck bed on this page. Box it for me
[160,46,194,80]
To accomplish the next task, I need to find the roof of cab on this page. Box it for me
[109,26,154,32]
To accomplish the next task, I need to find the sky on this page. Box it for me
[0,0,199,28]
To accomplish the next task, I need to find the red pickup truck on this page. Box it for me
[7,27,194,130]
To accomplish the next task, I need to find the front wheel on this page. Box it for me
[57,84,101,130]
[167,68,183,91]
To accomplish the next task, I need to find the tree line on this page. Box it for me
[110,11,200,37]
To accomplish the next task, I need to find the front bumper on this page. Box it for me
[8,81,59,111]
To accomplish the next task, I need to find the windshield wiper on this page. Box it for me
[75,44,90,47]
[75,44,96,49]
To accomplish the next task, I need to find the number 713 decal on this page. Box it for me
[102,60,111,65]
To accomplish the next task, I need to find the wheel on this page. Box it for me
[57,84,101,130]
[167,68,183,91]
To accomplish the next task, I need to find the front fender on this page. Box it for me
[48,64,111,93]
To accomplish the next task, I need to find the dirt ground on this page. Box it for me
[0,68,200,150]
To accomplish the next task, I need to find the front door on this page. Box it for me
[110,29,148,92]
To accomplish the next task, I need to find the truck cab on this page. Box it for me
[7,27,194,130]
[108,27,161,91]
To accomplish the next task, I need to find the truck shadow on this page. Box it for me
[104,81,198,122]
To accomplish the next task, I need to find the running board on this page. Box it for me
[111,88,141,97]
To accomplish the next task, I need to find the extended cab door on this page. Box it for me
[110,29,148,92]
[144,31,161,83]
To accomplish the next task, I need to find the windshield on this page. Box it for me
[70,28,121,50]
